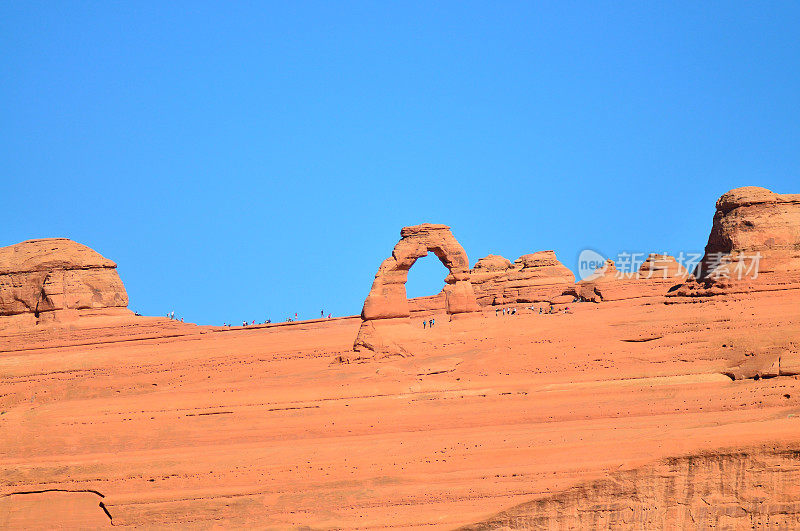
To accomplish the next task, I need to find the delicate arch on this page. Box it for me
[360,224,479,320]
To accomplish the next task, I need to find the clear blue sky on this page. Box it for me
[2,2,798,324]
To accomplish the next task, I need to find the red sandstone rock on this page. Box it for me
[4,284,800,528]
[361,224,479,320]
[5,187,800,527]
[471,254,513,272]
[0,490,113,528]
[443,280,481,314]
[471,250,575,305]
[350,320,411,360]
[407,292,446,313]
[0,238,129,323]
[578,255,688,302]
[672,186,800,297]
[639,253,688,279]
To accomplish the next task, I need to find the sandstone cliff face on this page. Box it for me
[407,292,446,314]
[470,250,575,305]
[673,186,800,296]
[578,254,688,302]
[463,449,800,529]
[0,238,128,321]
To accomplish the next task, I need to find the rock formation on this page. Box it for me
[470,250,576,305]
[0,238,129,325]
[354,224,480,359]
[721,328,800,380]
[360,224,479,320]
[463,449,800,530]
[6,185,800,528]
[578,254,688,302]
[671,186,800,297]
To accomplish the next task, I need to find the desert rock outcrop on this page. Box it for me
[672,186,800,297]
[0,238,129,324]
[470,250,575,305]
[578,254,688,302]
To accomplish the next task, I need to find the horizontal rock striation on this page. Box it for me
[463,449,800,529]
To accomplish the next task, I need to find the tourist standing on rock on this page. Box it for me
[423,320,426,329]
[431,318,435,328]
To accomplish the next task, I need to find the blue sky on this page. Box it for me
[2,2,798,324]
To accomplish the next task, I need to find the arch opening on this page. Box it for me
[405,253,449,300]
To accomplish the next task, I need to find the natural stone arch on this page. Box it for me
[361,224,480,320]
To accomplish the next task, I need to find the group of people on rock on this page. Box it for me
[222,310,334,328]
[221,319,271,327]
[495,298,582,316]
[421,298,583,327]
[166,311,184,323]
